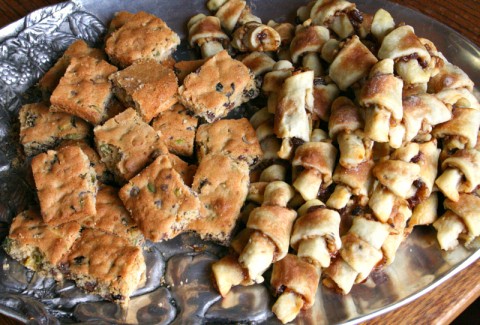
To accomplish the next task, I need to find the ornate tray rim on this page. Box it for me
[0,0,478,324]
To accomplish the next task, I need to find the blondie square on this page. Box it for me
[93,108,168,183]
[178,50,257,122]
[59,228,146,304]
[109,60,178,123]
[3,209,81,280]
[151,104,198,157]
[31,145,97,226]
[105,11,180,67]
[57,140,114,185]
[119,155,201,242]
[50,56,118,125]
[195,117,263,165]
[189,154,250,245]
[38,40,105,100]
[80,185,144,246]
[19,102,90,156]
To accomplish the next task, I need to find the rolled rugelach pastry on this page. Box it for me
[271,254,320,324]
[329,96,373,168]
[292,139,338,201]
[212,254,253,297]
[207,0,261,33]
[267,20,295,60]
[241,52,276,89]
[238,181,297,283]
[232,21,281,52]
[427,53,474,94]
[374,141,438,202]
[290,202,341,268]
[309,0,360,40]
[323,215,390,294]
[369,142,439,264]
[241,51,276,77]
[380,201,412,265]
[435,88,480,111]
[212,181,296,296]
[402,93,452,143]
[369,141,439,223]
[408,192,439,228]
[263,60,294,114]
[433,107,480,154]
[246,164,287,206]
[329,35,378,91]
[358,59,404,147]
[290,23,330,76]
[274,70,314,159]
[188,14,230,58]
[311,76,340,121]
[378,25,433,85]
[259,163,287,182]
[434,193,480,250]
[371,8,395,43]
[327,158,374,210]
[435,148,480,202]
[250,107,282,162]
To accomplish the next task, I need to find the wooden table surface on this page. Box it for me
[0,0,479,324]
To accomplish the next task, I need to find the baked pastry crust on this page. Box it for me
[232,22,281,52]
[290,204,341,268]
[188,14,229,58]
[271,254,320,324]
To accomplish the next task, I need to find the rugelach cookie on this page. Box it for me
[3,209,81,280]
[50,56,118,125]
[57,140,114,184]
[59,228,146,304]
[189,154,250,245]
[80,185,144,246]
[152,104,198,157]
[19,102,90,156]
[93,108,168,183]
[109,60,178,123]
[178,50,257,122]
[195,117,263,165]
[31,145,97,226]
[119,155,201,242]
[38,40,105,100]
[105,11,180,67]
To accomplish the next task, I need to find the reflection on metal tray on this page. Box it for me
[0,0,478,324]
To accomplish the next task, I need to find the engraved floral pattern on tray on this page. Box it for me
[0,1,479,324]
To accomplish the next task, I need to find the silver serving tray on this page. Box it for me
[0,0,478,324]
